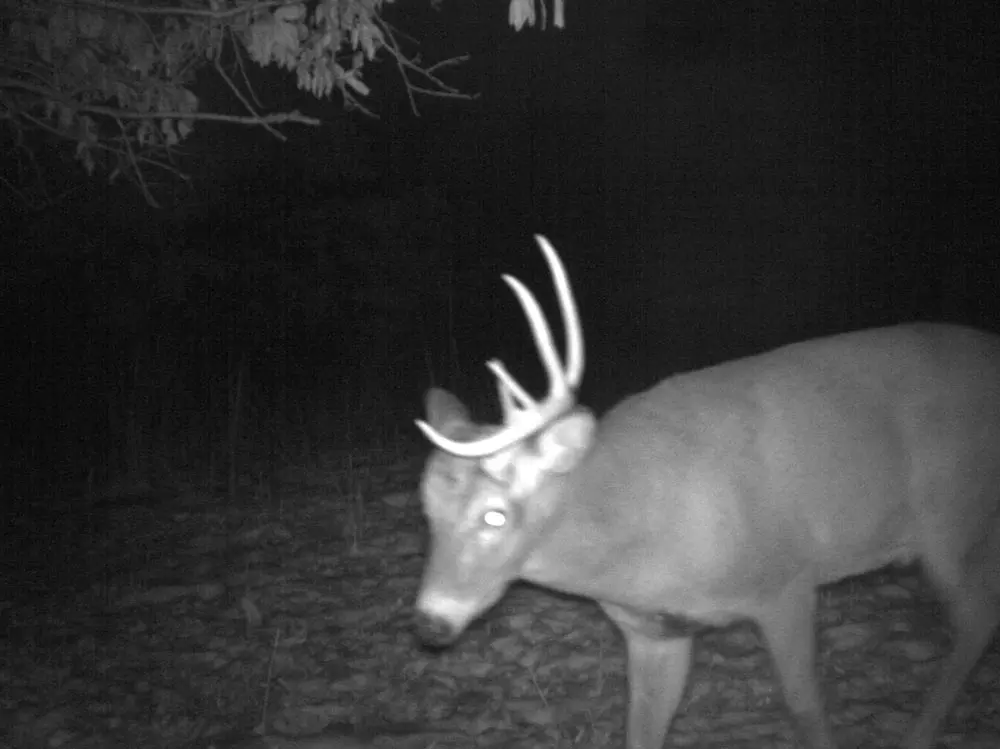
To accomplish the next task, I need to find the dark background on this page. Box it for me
[3,0,998,500]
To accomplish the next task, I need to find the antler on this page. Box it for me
[415,235,584,457]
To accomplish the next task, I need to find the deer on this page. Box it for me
[411,235,1000,749]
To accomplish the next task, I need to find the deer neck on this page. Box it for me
[518,428,673,601]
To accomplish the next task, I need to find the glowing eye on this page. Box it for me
[483,509,507,528]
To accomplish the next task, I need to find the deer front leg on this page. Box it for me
[756,580,839,749]
[604,604,694,749]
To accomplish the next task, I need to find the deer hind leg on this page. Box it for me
[903,513,1000,749]
[755,576,840,749]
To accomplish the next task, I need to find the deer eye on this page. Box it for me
[483,509,507,529]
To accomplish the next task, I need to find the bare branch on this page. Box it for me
[212,56,284,140]
[28,0,282,21]
[2,79,321,129]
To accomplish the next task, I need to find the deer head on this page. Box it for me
[413,236,595,645]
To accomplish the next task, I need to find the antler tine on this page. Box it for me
[488,358,535,414]
[500,271,568,403]
[415,237,584,458]
[534,235,584,388]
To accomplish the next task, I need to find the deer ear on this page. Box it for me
[537,409,597,474]
[425,388,471,437]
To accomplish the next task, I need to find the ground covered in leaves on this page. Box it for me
[3,447,1000,749]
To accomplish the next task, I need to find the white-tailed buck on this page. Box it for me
[412,235,1000,749]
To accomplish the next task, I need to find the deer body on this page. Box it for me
[531,323,999,604]
[414,238,1000,749]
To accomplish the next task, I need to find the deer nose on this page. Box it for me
[413,610,460,647]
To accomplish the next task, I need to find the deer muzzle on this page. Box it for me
[412,610,462,647]
[413,584,502,646]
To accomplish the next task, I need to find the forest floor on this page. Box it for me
[4,446,1000,749]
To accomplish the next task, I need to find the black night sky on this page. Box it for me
[2,0,999,746]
